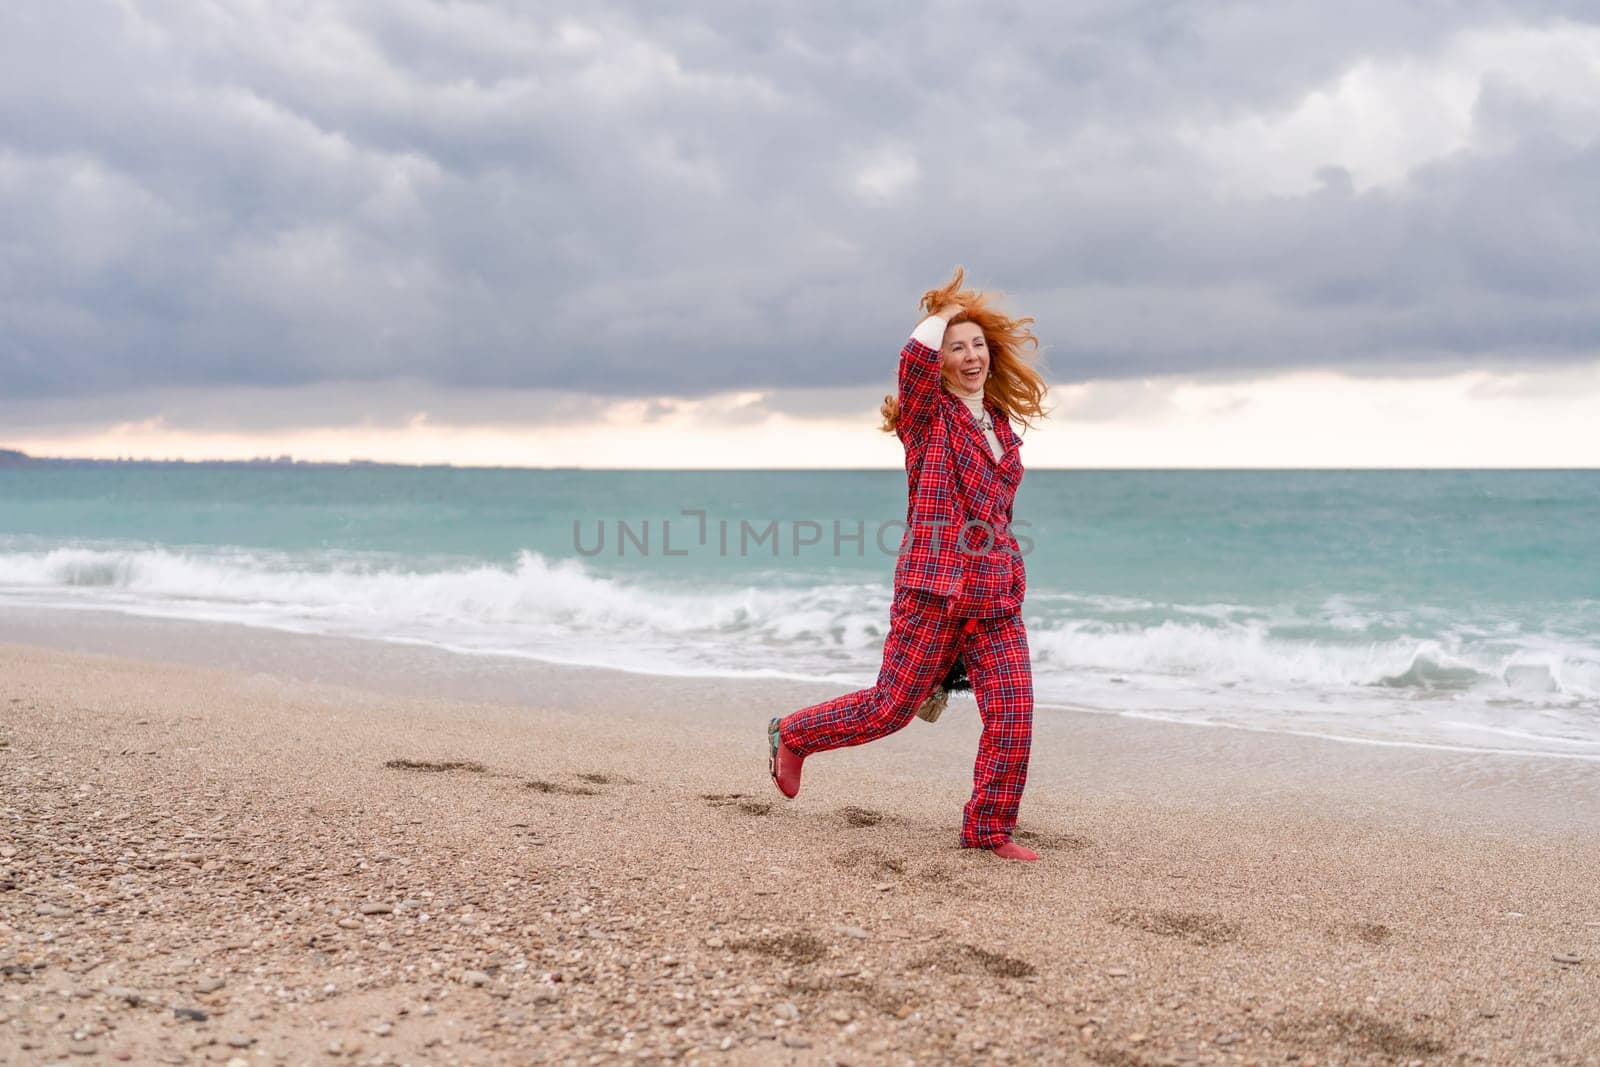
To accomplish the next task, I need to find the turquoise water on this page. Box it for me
[2,466,1597,756]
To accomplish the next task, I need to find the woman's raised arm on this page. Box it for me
[897,303,963,432]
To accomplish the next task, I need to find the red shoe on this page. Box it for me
[991,839,1040,862]
[768,716,804,799]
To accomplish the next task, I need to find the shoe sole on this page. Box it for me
[767,717,783,794]
[768,716,801,799]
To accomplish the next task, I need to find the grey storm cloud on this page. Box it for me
[3,0,1599,415]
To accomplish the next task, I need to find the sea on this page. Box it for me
[2,466,1597,759]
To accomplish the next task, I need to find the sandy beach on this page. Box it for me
[2,609,1598,1066]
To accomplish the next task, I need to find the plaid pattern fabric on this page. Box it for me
[893,335,1027,620]
[778,586,1033,849]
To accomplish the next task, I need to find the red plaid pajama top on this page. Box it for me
[893,332,1027,619]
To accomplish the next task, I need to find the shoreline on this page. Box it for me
[1112,709,1600,764]
[3,603,1600,841]
[2,610,1599,1064]
[3,600,1598,768]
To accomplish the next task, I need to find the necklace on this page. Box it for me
[950,381,995,432]
[957,391,994,431]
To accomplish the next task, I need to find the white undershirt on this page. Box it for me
[911,315,1004,461]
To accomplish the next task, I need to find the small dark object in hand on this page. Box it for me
[942,654,971,692]
[915,654,971,723]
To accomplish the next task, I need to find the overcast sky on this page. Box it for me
[3,1,1599,466]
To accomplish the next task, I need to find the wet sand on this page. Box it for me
[1,609,1598,1065]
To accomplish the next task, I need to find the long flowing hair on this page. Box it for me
[879,266,1049,434]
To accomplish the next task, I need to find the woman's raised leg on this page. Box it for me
[776,587,963,763]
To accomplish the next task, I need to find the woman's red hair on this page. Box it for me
[879,266,1049,434]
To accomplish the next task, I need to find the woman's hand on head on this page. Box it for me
[933,301,966,321]
[920,266,969,316]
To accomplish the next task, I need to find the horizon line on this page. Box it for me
[3,450,1597,473]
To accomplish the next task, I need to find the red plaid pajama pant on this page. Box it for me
[776,585,1033,849]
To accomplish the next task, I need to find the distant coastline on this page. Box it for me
[0,447,448,470]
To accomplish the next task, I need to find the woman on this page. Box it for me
[767,267,1049,861]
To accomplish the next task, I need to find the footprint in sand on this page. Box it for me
[1085,1049,1160,1067]
[701,793,772,816]
[382,758,487,773]
[385,759,633,798]
[838,805,886,827]
[910,940,1035,978]
[524,779,603,796]
[1287,1008,1446,1060]
[1333,920,1392,945]
[786,972,910,1016]
[576,772,637,785]
[727,931,828,964]
[831,849,907,878]
[1107,906,1241,947]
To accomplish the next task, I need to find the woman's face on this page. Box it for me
[941,320,989,393]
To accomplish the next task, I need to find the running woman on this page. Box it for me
[768,267,1049,861]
